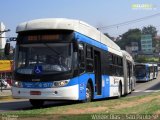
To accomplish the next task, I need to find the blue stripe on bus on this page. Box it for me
[74,32,108,51]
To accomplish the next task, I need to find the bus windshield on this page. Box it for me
[16,43,72,74]
[135,65,146,77]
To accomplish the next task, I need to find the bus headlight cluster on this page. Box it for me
[13,80,23,88]
[53,80,69,87]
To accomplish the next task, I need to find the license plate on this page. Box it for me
[30,91,41,95]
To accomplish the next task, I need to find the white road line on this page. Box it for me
[144,90,160,93]
[133,90,160,93]
[133,90,142,92]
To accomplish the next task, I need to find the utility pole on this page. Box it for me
[0,29,10,35]
[0,29,10,92]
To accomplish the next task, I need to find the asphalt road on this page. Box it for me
[129,74,160,96]
[0,74,160,112]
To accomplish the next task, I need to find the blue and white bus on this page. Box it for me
[135,63,154,82]
[6,18,135,107]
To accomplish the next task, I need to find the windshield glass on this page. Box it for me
[135,65,146,77]
[16,43,72,74]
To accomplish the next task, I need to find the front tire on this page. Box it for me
[29,99,44,108]
[82,83,92,103]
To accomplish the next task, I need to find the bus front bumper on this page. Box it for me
[12,85,79,100]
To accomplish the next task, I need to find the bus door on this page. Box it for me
[148,66,151,80]
[127,61,131,92]
[94,50,102,95]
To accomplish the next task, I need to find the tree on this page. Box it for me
[104,33,114,40]
[116,28,141,50]
[142,25,157,37]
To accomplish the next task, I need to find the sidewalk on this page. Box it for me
[0,89,12,97]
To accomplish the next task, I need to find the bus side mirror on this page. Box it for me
[4,43,10,55]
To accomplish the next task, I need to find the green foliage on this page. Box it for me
[116,28,141,49]
[142,25,157,37]
[104,33,112,39]
[135,56,159,63]
[115,25,158,50]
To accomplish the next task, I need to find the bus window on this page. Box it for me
[78,43,85,74]
[86,46,94,72]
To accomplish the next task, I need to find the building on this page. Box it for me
[125,45,132,55]
[125,42,139,58]
[0,22,6,49]
[141,34,153,54]
[131,42,138,52]
[154,35,160,53]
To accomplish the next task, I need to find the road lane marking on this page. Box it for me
[133,90,160,93]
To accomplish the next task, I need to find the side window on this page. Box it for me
[104,52,124,77]
[86,46,93,59]
[78,43,85,74]
[105,52,113,75]
[86,45,94,72]
[112,55,116,64]
[118,57,123,76]
[118,57,123,66]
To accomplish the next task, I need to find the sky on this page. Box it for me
[1,0,160,38]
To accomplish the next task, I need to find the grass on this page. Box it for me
[1,92,160,120]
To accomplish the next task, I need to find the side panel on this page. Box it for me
[102,75,110,98]
[109,76,124,97]
[122,54,128,94]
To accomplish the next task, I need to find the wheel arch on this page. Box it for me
[87,78,94,99]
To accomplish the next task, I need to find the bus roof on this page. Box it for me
[16,18,121,51]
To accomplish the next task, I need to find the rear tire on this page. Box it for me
[82,83,92,103]
[29,99,44,108]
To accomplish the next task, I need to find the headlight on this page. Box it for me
[12,80,23,88]
[54,80,69,87]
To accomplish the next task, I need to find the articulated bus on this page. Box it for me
[6,18,135,107]
[135,63,158,82]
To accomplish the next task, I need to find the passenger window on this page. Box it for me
[86,45,93,72]
[78,43,85,74]
[86,46,93,59]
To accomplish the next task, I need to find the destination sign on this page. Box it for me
[28,34,60,41]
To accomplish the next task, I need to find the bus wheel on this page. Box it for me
[82,83,92,103]
[29,99,44,108]
[117,83,122,98]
